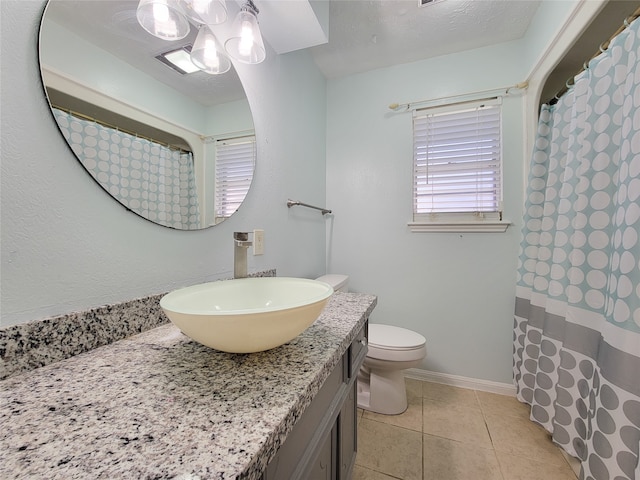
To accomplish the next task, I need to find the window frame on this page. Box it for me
[409,97,510,233]
[214,133,256,224]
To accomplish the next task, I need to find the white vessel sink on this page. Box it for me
[160,277,333,353]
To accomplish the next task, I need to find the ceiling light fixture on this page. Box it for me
[136,0,266,75]
[182,0,227,26]
[224,0,265,65]
[136,0,191,41]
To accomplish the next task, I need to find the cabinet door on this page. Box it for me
[339,381,358,479]
[263,360,344,480]
[303,425,336,480]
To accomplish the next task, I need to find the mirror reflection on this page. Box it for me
[38,0,256,229]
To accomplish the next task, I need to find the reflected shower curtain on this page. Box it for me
[52,108,200,229]
[514,17,640,480]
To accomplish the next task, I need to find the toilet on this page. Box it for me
[316,274,427,415]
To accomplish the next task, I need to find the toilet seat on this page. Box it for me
[367,324,427,362]
[369,324,426,350]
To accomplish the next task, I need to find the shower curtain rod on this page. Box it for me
[549,5,640,104]
[51,104,193,154]
[203,131,256,144]
[387,81,529,113]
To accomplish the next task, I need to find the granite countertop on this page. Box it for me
[0,292,376,480]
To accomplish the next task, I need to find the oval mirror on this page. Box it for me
[38,0,256,230]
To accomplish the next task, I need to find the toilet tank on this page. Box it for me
[316,274,349,292]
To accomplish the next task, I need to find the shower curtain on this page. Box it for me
[514,16,640,480]
[52,108,200,230]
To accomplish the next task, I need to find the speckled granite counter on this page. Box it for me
[0,292,376,480]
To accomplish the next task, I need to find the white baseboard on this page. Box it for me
[404,368,517,397]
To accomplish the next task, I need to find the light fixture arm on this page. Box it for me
[244,0,259,16]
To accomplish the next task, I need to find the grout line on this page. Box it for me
[361,414,423,434]
[475,389,498,450]
[475,390,507,480]
[420,395,424,480]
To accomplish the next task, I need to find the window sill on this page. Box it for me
[408,220,511,233]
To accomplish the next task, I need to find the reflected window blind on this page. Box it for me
[413,98,502,215]
[215,135,256,220]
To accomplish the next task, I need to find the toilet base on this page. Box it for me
[357,366,408,415]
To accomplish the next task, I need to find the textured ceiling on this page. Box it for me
[43,0,246,107]
[42,0,542,107]
[309,0,541,79]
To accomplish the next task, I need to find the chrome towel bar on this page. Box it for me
[286,199,332,215]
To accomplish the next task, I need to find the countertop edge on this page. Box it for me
[242,293,377,479]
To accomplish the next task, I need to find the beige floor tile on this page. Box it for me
[357,380,578,480]
[476,391,531,420]
[484,412,567,466]
[405,378,423,401]
[495,450,578,480]
[363,391,423,432]
[423,398,493,448]
[352,464,402,480]
[421,382,480,410]
[356,418,423,480]
[423,434,503,480]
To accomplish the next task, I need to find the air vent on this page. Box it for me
[419,0,444,6]
[155,45,198,75]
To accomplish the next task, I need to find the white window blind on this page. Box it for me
[413,98,502,220]
[215,135,256,221]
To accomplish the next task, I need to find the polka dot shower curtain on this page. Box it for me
[514,17,640,480]
[52,109,201,230]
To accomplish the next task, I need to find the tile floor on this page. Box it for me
[353,379,580,480]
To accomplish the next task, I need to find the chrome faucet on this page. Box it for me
[233,232,253,279]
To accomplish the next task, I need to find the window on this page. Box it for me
[410,97,508,232]
[214,134,256,223]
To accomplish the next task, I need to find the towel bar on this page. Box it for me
[286,199,332,215]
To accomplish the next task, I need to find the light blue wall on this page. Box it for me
[518,0,583,76]
[0,0,327,327]
[325,2,581,384]
[205,99,253,136]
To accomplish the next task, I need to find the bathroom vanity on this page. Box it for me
[0,292,376,480]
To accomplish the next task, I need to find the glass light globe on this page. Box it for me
[136,0,190,41]
[191,26,231,75]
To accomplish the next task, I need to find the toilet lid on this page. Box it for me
[368,324,426,350]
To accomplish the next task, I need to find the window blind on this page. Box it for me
[413,98,502,216]
[215,135,256,221]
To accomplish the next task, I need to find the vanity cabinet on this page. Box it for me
[262,321,368,480]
